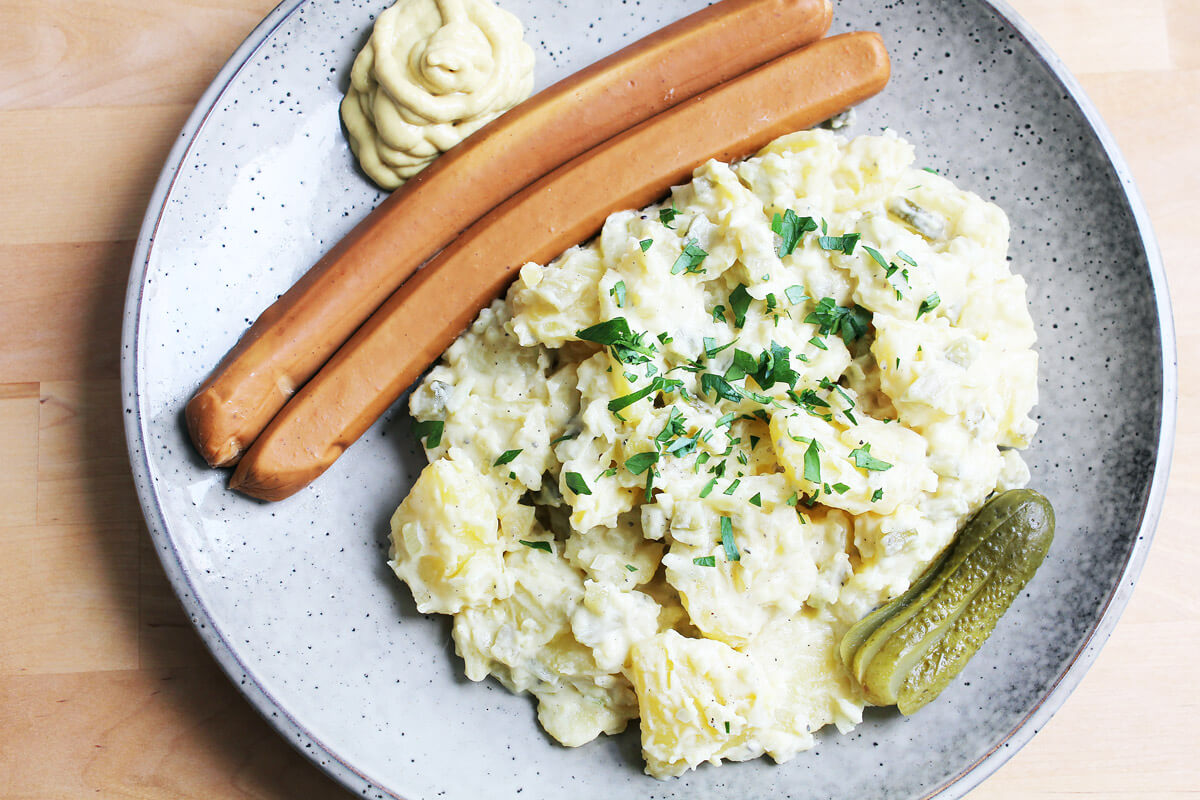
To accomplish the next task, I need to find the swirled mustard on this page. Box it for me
[341,0,535,189]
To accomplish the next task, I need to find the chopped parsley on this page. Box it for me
[655,407,686,442]
[659,206,679,228]
[832,482,851,494]
[720,516,740,562]
[699,477,718,498]
[564,472,592,496]
[625,564,639,572]
[884,262,910,297]
[817,232,861,255]
[896,250,918,266]
[784,284,808,305]
[805,297,872,344]
[711,304,727,323]
[411,419,444,448]
[729,284,752,328]
[802,438,822,483]
[749,492,762,507]
[609,280,627,308]
[703,336,737,358]
[771,208,817,257]
[608,377,663,413]
[917,292,941,320]
[693,556,717,568]
[748,341,798,390]
[723,478,741,495]
[701,373,743,403]
[863,245,890,270]
[724,348,759,382]
[670,239,709,274]
[639,238,653,252]
[492,449,522,467]
[871,488,885,502]
[576,317,656,365]
[519,540,552,552]
[549,431,578,446]
[849,442,893,471]
[665,436,698,457]
[625,451,660,475]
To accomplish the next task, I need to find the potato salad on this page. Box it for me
[389,129,1038,778]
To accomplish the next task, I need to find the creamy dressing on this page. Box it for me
[389,130,1038,777]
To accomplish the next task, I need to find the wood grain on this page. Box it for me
[0,0,1197,798]
[0,241,131,382]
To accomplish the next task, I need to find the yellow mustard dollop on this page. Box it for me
[341,0,535,189]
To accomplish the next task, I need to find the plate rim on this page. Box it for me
[119,1,1178,797]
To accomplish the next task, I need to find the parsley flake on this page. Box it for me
[720,516,740,562]
[626,451,660,475]
[701,373,743,403]
[818,232,861,255]
[863,245,890,270]
[608,377,663,413]
[411,419,444,448]
[849,442,893,471]
[671,239,709,274]
[729,284,752,328]
[693,556,717,568]
[610,280,627,308]
[805,297,872,343]
[519,539,552,552]
[703,337,737,358]
[917,293,941,320]
[564,472,592,496]
[659,206,679,228]
[576,317,656,365]
[802,438,822,483]
[639,238,653,252]
[771,209,817,257]
[724,348,758,382]
[492,449,522,467]
[784,284,808,305]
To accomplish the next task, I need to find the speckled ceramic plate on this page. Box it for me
[122,1,1175,797]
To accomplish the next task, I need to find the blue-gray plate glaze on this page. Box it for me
[121,1,1176,797]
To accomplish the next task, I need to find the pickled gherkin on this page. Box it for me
[840,489,1055,714]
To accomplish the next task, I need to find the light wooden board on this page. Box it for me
[1,0,1197,797]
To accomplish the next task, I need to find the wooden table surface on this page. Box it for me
[1,1,1196,797]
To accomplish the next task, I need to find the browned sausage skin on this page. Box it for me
[230,32,892,501]
[186,0,834,468]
